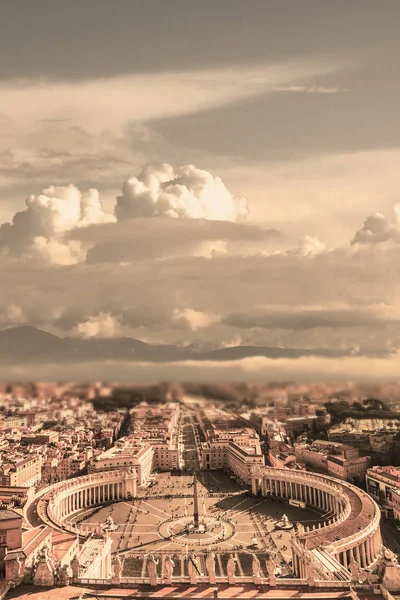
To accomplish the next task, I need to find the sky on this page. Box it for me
[1,0,400,380]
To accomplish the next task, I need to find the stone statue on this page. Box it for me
[227,554,236,584]
[206,552,216,584]
[147,554,159,586]
[305,558,317,584]
[12,557,22,582]
[265,554,277,586]
[164,555,175,584]
[112,554,123,581]
[22,565,34,584]
[70,555,80,581]
[33,553,54,587]
[53,561,61,586]
[188,554,200,584]
[383,547,397,562]
[59,564,71,586]
[296,523,305,536]
[252,554,262,583]
[349,556,360,582]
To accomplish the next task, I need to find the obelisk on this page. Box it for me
[193,475,199,529]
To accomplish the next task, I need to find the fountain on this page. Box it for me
[275,514,294,530]
[101,515,118,532]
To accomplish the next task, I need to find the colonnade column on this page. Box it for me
[367,538,373,565]
[360,542,367,568]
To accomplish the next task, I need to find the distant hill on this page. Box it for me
[0,325,376,363]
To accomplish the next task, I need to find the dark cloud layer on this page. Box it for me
[224,307,395,331]
[78,218,282,263]
[1,1,398,79]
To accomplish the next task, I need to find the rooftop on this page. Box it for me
[0,508,22,521]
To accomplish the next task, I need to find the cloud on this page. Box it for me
[115,163,249,221]
[0,304,27,328]
[0,164,283,265]
[1,245,400,353]
[216,149,400,247]
[293,235,327,257]
[224,306,395,331]
[78,217,280,263]
[173,309,220,331]
[74,313,121,338]
[0,122,170,193]
[28,237,85,266]
[0,62,339,133]
[0,184,114,264]
[352,204,400,245]
[274,85,346,94]
[4,352,400,383]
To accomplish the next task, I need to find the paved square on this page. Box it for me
[72,472,326,579]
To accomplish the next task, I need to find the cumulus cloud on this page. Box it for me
[173,309,220,331]
[74,313,121,339]
[115,163,249,221]
[28,237,85,266]
[294,235,327,257]
[352,204,400,245]
[0,164,283,265]
[0,184,114,264]
[0,304,27,328]
[262,235,326,259]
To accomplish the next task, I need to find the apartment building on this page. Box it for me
[0,455,42,487]
[295,440,369,482]
[366,466,400,516]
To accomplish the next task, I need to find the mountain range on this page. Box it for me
[0,325,377,363]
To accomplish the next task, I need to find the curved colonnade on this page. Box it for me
[252,467,381,575]
[25,470,137,534]
[25,466,381,581]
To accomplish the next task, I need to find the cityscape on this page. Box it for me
[0,382,399,599]
[2,1,400,599]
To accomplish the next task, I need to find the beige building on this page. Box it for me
[366,466,400,517]
[295,440,368,482]
[58,456,87,480]
[88,442,154,486]
[326,454,369,482]
[392,488,400,521]
[0,455,42,487]
[152,441,179,471]
[226,442,264,484]
[202,438,264,484]
[269,444,296,469]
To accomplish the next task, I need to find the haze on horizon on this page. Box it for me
[1,0,400,381]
